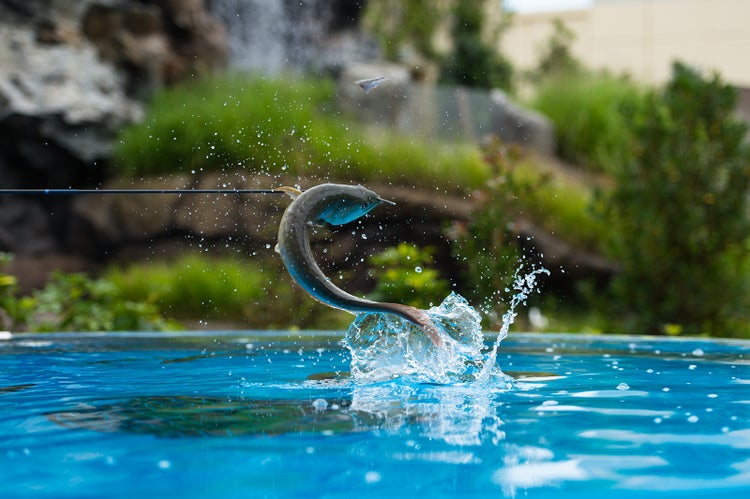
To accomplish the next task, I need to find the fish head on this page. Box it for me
[314,185,394,226]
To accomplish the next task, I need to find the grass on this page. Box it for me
[113,73,490,192]
[113,71,605,249]
[531,73,645,174]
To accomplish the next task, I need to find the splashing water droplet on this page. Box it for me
[343,263,548,386]
[311,398,328,412]
[344,292,488,384]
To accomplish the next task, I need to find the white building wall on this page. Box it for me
[501,0,750,86]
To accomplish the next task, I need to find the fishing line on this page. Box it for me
[0,189,285,195]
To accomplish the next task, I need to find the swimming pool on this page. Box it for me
[2,330,749,498]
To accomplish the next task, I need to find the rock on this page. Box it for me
[0,197,58,253]
[487,89,555,156]
[67,173,474,271]
[83,0,228,95]
[172,174,249,238]
[70,175,193,250]
[0,0,228,258]
[336,62,555,156]
[4,252,95,294]
[0,25,143,171]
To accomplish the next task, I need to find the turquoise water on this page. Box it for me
[2,330,749,498]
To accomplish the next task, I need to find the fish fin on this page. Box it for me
[274,186,303,199]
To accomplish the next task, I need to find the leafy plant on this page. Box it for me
[2,252,174,333]
[105,254,351,330]
[603,62,750,336]
[368,243,451,308]
[29,272,176,332]
[532,72,645,173]
[451,138,529,319]
[511,156,608,253]
[439,0,514,90]
[363,0,445,61]
[527,18,583,83]
[0,253,34,330]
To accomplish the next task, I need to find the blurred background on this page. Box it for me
[1,0,749,338]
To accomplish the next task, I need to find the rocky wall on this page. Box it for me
[0,0,227,257]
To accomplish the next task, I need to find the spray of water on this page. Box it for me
[343,261,549,386]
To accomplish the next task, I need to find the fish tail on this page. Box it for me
[387,303,443,347]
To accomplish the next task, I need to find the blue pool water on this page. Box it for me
[2,330,749,498]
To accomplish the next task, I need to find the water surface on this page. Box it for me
[1,331,749,498]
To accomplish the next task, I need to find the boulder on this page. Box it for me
[83,0,228,95]
[0,0,228,257]
[0,24,143,180]
[487,89,555,157]
[335,62,556,156]
[0,197,58,253]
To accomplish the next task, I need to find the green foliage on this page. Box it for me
[440,0,514,89]
[1,253,34,330]
[512,157,609,253]
[114,74,332,177]
[363,0,445,61]
[364,0,514,89]
[451,138,526,316]
[30,273,175,332]
[368,243,451,308]
[105,254,350,330]
[603,62,750,336]
[532,73,645,173]
[528,18,582,82]
[113,74,490,192]
[1,253,174,332]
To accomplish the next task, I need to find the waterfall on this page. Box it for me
[208,0,332,74]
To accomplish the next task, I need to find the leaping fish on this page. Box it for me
[275,183,442,347]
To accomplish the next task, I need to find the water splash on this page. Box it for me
[343,263,549,386]
[477,264,550,382]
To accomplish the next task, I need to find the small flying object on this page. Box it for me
[355,76,388,93]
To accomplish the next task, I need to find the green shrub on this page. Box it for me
[105,254,350,330]
[1,253,34,330]
[368,243,451,308]
[512,157,608,253]
[363,0,444,61]
[527,18,583,83]
[114,74,332,177]
[603,62,750,336]
[450,138,527,318]
[1,252,174,333]
[113,73,490,192]
[439,0,514,90]
[29,273,176,332]
[532,73,645,173]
